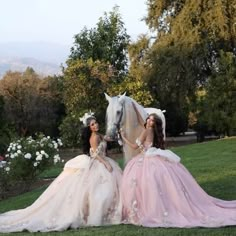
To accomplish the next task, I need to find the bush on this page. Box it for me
[0,160,9,199]
[59,114,82,147]
[0,134,63,194]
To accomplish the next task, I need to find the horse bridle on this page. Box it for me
[113,102,124,134]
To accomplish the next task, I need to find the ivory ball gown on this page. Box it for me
[121,139,236,228]
[0,140,122,232]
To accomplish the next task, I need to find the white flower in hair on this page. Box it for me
[80,111,95,126]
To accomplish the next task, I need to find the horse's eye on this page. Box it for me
[117,110,121,114]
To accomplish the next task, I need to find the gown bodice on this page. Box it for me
[136,138,181,163]
[135,138,152,153]
[90,140,107,158]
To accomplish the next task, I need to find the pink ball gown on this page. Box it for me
[0,140,122,232]
[121,139,236,228]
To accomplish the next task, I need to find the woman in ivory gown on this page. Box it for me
[120,113,236,228]
[0,113,122,232]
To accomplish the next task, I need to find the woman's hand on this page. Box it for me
[103,135,114,142]
[119,128,125,139]
[104,161,113,172]
[119,128,140,150]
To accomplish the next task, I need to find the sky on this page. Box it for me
[0,0,150,47]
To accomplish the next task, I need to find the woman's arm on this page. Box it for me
[103,135,114,142]
[94,154,113,172]
[90,135,113,172]
[120,129,146,150]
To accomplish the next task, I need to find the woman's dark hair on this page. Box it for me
[81,117,96,155]
[145,114,165,149]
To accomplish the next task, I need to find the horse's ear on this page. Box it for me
[119,92,126,102]
[104,93,111,102]
[118,92,126,103]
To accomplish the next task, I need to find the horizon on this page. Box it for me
[0,0,150,77]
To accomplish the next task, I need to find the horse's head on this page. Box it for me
[105,92,126,140]
[105,93,167,164]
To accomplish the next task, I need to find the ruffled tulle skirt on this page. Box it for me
[122,149,236,228]
[0,154,122,232]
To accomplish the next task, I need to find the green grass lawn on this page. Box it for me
[0,138,235,235]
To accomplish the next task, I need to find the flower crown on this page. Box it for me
[79,111,95,126]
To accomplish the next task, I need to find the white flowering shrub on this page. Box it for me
[1,134,63,188]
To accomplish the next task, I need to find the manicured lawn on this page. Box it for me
[0,138,235,235]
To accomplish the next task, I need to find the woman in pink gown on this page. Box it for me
[0,113,122,232]
[120,113,236,228]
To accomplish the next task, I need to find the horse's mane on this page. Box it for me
[121,97,147,164]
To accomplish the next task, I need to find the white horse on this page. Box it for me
[105,93,166,164]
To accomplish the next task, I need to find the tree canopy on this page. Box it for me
[69,6,130,79]
[126,0,236,136]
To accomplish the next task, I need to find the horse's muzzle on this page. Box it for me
[106,125,118,140]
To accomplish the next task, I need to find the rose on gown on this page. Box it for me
[0,141,122,232]
[121,139,236,228]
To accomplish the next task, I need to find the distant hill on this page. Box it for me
[0,42,71,64]
[0,57,62,78]
[0,41,71,78]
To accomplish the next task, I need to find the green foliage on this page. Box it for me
[69,6,130,78]
[146,0,236,47]
[63,59,112,114]
[0,163,9,199]
[61,59,113,146]
[146,0,236,88]
[143,46,192,135]
[203,51,236,136]
[0,96,9,154]
[0,96,15,154]
[193,51,236,139]
[113,35,154,106]
[0,68,64,137]
[165,102,189,136]
[110,75,154,107]
[1,134,63,193]
[128,0,236,136]
[59,114,82,147]
[191,89,214,141]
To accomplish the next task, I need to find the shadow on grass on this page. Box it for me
[198,175,236,201]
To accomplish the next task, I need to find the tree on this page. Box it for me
[145,0,236,88]
[0,68,63,137]
[0,96,13,154]
[60,7,131,146]
[108,35,154,106]
[204,51,236,136]
[134,0,236,135]
[69,6,130,79]
[60,59,114,146]
[37,75,65,136]
[0,69,37,136]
